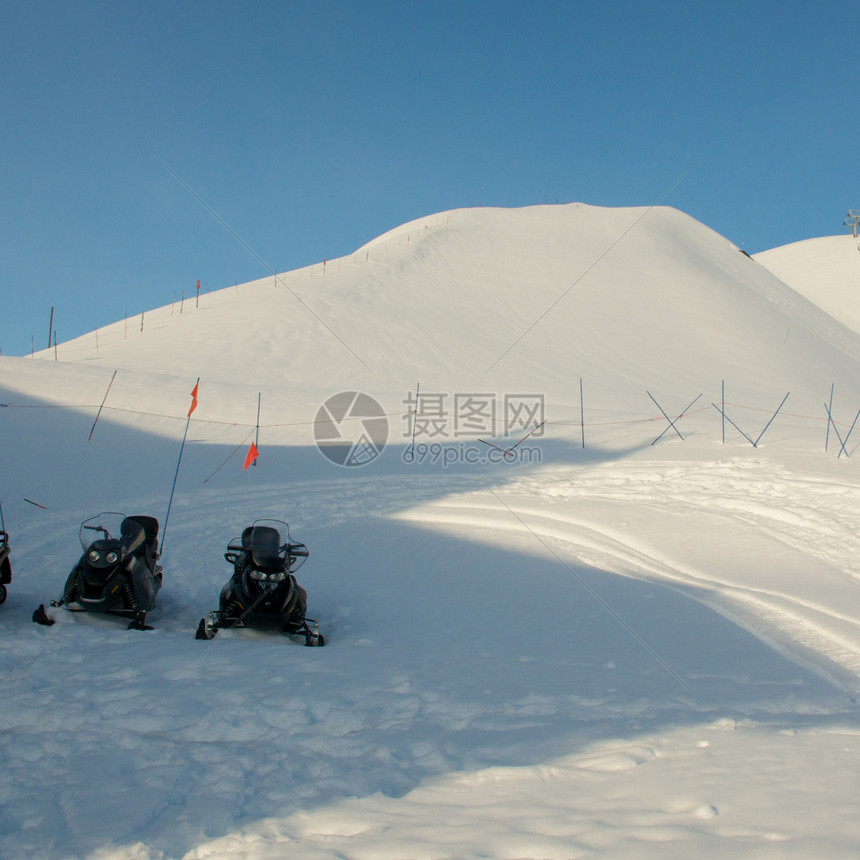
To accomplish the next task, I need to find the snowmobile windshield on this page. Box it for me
[246,519,308,573]
[79,513,144,557]
[249,525,285,571]
[119,518,146,557]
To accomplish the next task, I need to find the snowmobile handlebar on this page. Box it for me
[225,539,308,557]
[84,524,110,536]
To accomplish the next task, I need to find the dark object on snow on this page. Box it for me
[32,604,53,625]
[33,513,162,630]
[196,519,323,645]
[0,529,11,605]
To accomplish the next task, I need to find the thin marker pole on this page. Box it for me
[711,403,755,446]
[825,383,835,452]
[254,392,261,466]
[506,419,546,455]
[163,419,190,555]
[162,378,199,555]
[650,393,702,446]
[88,369,118,441]
[838,408,860,459]
[407,382,420,461]
[647,390,685,443]
[580,378,585,449]
[824,401,847,455]
[753,392,790,447]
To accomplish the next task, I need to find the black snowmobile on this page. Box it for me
[196,519,324,645]
[33,513,162,630]
[0,528,11,605]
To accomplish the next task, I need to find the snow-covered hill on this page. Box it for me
[27,204,860,418]
[755,233,860,334]
[2,204,860,859]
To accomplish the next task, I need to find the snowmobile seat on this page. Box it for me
[128,515,159,542]
[126,515,160,568]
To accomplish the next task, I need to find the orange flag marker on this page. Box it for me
[243,441,259,470]
[188,381,199,417]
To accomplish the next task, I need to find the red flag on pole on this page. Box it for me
[243,441,259,470]
[188,381,199,417]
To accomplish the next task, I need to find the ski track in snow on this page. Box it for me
[397,458,860,690]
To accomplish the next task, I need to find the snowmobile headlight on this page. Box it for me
[105,550,119,564]
[250,570,285,582]
[88,549,101,564]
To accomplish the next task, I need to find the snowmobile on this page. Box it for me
[0,529,11,605]
[195,519,324,645]
[33,513,162,630]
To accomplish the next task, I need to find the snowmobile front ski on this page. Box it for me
[127,610,153,631]
[289,617,325,647]
[32,604,55,626]
[195,607,243,640]
[302,620,325,647]
[195,614,325,646]
[33,600,153,630]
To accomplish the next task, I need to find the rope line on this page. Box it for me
[0,399,853,430]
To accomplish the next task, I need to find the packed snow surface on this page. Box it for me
[2,203,860,859]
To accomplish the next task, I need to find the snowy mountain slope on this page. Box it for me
[24,204,860,418]
[755,234,860,334]
[2,204,860,859]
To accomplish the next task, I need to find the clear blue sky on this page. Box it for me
[2,0,858,355]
